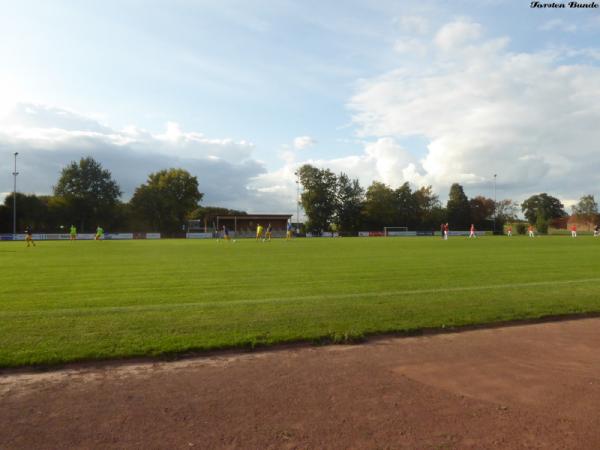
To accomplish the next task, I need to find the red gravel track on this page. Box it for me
[2,318,600,449]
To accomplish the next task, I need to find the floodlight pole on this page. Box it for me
[12,152,19,238]
[493,173,497,233]
[295,170,300,229]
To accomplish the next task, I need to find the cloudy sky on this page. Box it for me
[1,0,600,214]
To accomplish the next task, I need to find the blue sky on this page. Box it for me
[1,0,600,213]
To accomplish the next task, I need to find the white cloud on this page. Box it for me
[2,103,112,133]
[555,46,600,61]
[293,135,317,150]
[434,18,482,51]
[252,137,419,204]
[0,74,26,118]
[0,103,293,213]
[539,19,577,33]
[348,19,600,201]
[393,38,428,56]
[363,138,420,186]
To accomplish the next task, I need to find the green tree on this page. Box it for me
[536,208,549,234]
[53,157,122,231]
[521,193,566,225]
[572,195,599,225]
[414,185,444,229]
[396,182,418,228]
[0,193,48,232]
[516,222,528,235]
[130,169,203,233]
[45,195,72,231]
[334,173,364,233]
[446,183,471,229]
[298,164,338,234]
[469,196,495,229]
[362,181,397,229]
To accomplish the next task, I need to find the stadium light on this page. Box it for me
[12,152,19,238]
[493,174,497,233]
[294,170,300,230]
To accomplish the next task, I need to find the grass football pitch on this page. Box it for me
[1,236,600,368]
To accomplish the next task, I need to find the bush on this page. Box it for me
[516,223,527,235]
[536,215,549,234]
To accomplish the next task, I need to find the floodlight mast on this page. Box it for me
[295,170,300,230]
[493,174,497,233]
[12,152,19,238]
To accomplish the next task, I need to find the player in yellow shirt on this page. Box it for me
[256,224,264,240]
[69,224,77,241]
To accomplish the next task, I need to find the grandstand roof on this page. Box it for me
[216,214,292,220]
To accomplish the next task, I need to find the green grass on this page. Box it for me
[1,236,600,368]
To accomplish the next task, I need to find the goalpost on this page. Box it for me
[384,226,409,237]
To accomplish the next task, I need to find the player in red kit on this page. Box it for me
[469,224,476,238]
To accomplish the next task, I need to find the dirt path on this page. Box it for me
[2,318,600,449]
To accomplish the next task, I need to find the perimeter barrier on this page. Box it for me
[358,230,487,237]
[0,233,161,241]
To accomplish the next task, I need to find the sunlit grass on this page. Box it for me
[1,235,599,367]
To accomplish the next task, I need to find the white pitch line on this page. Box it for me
[3,277,600,319]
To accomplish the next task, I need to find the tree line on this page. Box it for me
[298,164,599,235]
[2,158,598,235]
[0,157,243,234]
